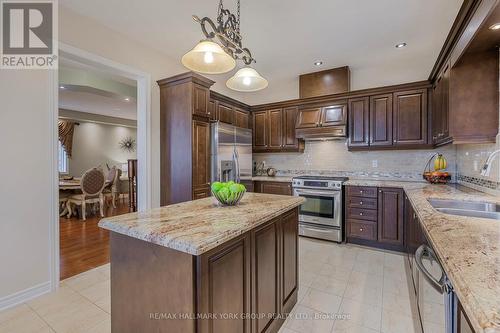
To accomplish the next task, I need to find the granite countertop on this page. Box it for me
[347,179,500,333]
[252,176,293,182]
[98,193,305,256]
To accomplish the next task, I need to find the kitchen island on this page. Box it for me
[99,192,305,333]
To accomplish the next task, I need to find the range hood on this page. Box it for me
[295,103,348,140]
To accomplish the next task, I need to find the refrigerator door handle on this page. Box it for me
[234,148,240,182]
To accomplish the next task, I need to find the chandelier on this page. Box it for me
[182,0,268,92]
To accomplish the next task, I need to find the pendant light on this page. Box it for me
[226,67,268,92]
[181,40,236,74]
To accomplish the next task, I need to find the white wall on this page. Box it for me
[0,70,54,304]
[68,122,137,177]
[0,5,186,308]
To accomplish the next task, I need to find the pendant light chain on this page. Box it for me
[237,0,241,34]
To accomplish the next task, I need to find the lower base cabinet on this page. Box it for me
[346,186,404,252]
[254,181,293,196]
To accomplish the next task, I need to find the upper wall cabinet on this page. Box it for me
[296,103,347,129]
[209,92,251,129]
[193,85,210,118]
[347,89,429,150]
[252,108,304,153]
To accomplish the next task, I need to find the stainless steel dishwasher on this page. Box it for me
[415,244,457,333]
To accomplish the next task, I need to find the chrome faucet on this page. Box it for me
[480,149,500,177]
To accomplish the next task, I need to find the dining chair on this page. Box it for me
[103,166,122,208]
[66,167,106,220]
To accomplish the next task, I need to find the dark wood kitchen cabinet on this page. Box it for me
[210,92,251,129]
[192,120,211,199]
[280,209,299,313]
[234,107,250,129]
[348,97,369,147]
[252,108,304,153]
[296,103,347,129]
[370,93,393,147]
[346,186,405,252]
[254,181,292,196]
[268,109,283,150]
[393,89,427,146]
[193,85,210,118]
[432,62,451,146]
[217,102,234,125]
[295,107,321,128]
[377,188,404,248]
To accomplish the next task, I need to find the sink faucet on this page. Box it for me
[480,149,500,177]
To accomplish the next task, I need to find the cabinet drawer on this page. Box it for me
[347,196,377,210]
[347,220,377,241]
[347,208,378,221]
[347,186,378,198]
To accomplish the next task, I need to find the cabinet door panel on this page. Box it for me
[348,97,369,147]
[378,188,404,246]
[192,120,210,189]
[199,236,251,333]
[268,109,283,149]
[234,107,249,128]
[283,106,300,150]
[208,99,216,120]
[193,186,210,200]
[253,111,268,150]
[218,102,234,124]
[193,85,209,117]
[257,182,292,196]
[252,220,279,333]
[296,107,321,129]
[281,210,298,312]
[370,94,393,146]
[320,103,347,127]
[393,89,427,146]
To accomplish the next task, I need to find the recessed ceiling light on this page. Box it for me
[395,43,407,48]
[314,61,323,66]
[59,86,65,89]
[489,23,500,30]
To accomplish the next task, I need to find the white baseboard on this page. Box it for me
[0,281,51,311]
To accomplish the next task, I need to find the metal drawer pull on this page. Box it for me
[359,228,364,232]
[360,201,363,205]
[360,190,363,194]
[359,212,363,216]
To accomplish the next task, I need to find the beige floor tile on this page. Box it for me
[286,305,335,333]
[347,271,384,290]
[422,320,445,333]
[78,280,110,304]
[35,297,109,333]
[343,284,383,307]
[332,322,380,333]
[310,275,348,297]
[299,270,318,287]
[317,264,352,282]
[383,252,406,268]
[382,291,419,318]
[297,285,309,303]
[93,264,111,279]
[381,309,422,333]
[63,270,109,292]
[352,260,384,276]
[79,315,110,333]
[356,248,385,265]
[27,286,83,316]
[278,326,298,333]
[0,304,52,333]
[382,276,412,299]
[94,295,111,314]
[336,298,382,331]
[300,289,342,314]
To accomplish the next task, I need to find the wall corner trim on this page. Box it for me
[0,281,51,311]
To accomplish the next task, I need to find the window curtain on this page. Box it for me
[58,120,75,158]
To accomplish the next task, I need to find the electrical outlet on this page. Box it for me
[372,160,378,168]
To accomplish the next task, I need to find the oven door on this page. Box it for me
[294,188,340,227]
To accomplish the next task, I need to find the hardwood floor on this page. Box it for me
[59,201,129,280]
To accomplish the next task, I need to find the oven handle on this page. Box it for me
[294,189,340,197]
[301,224,337,233]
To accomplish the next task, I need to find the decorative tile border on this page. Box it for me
[267,169,438,182]
[456,174,500,190]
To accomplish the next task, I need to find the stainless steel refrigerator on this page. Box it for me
[211,122,252,183]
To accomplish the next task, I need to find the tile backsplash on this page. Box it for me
[253,140,457,181]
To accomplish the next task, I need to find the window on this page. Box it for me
[58,141,69,174]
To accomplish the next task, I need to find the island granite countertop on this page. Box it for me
[99,192,305,256]
[346,179,500,333]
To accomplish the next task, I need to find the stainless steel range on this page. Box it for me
[292,176,348,242]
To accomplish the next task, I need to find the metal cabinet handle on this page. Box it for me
[360,190,363,194]
[379,190,382,193]
[359,201,363,205]
[393,139,397,143]
[415,245,447,294]
[359,228,364,232]
[359,212,363,216]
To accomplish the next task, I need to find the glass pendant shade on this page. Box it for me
[226,67,268,92]
[181,40,236,74]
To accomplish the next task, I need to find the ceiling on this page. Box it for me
[60,0,463,105]
[59,61,137,120]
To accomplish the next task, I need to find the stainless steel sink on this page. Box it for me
[427,198,500,220]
